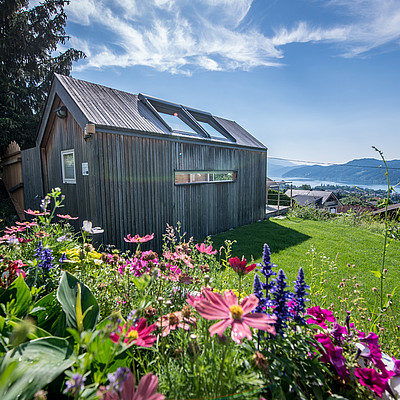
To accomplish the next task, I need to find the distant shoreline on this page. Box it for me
[269,177,389,191]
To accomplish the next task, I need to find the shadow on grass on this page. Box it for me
[210,219,311,261]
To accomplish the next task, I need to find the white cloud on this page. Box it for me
[66,0,400,74]
[325,0,400,56]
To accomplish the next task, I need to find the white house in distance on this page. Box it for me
[285,189,342,213]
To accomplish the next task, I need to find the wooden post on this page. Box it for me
[1,141,25,220]
[290,183,293,208]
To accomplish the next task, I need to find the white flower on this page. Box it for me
[82,220,104,234]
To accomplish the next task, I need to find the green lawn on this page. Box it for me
[210,217,400,331]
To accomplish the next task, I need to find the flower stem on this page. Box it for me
[215,342,228,397]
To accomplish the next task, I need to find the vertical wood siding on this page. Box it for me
[41,112,266,250]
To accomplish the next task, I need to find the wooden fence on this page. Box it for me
[1,141,25,220]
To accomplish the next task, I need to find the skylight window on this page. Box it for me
[196,120,227,140]
[158,111,197,134]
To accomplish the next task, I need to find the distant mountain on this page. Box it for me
[267,159,300,178]
[279,158,400,185]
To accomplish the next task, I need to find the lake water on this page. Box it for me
[269,176,389,192]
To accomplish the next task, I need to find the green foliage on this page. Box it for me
[0,337,75,400]
[267,189,291,206]
[0,0,85,153]
[287,203,333,221]
[57,271,100,333]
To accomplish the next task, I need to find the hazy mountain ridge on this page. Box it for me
[272,158,400,185]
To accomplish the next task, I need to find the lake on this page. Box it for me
[269,176,390,191]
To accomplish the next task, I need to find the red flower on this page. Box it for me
[110,318,157,347]
[124,233,154,243]
[195,243,217,255]
[57,214,79,220]
[228,257,256,276]
[355,368,388,398]
[192,290,276,343]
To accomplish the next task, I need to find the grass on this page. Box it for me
[210,216,400,327]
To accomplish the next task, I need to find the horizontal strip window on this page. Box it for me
[175,170,238,185]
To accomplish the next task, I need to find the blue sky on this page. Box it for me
[60,0,400,164]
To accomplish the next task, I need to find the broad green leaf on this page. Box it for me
[0,337,75,400]
[30,291,61,332]
[0,275,31,318]
[57,271,99,331]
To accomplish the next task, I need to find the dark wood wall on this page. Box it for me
[40,111,266,250]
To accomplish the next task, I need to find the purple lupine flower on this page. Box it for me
[291,267,309,324]
[35,240,54,270]
[107,367,130,392]
[270,269,292,335]
[253,273,267,313]
[256,244,277,306]
[40,195,51,212]
[59,253,67,264]
[63,373,86,396]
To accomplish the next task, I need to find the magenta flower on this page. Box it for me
[314,333,349,378]
[306,306,336,328]
[192,290,276,343]
[124,233,154,243]
[229,257,257,276]
[110,318,157,347]
[330,321,348,341]
[100,370,164,400]
[196,243,217,255]
[57,214,79,220]
[13,260,26,279]
[359,331,380,347]
[355,368,388,398]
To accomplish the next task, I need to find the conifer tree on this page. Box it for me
[0,0,85,153]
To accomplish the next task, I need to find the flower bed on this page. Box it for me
[0,189,399,399]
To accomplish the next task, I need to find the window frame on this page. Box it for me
[174,170,238,185]
[61,149,76,184]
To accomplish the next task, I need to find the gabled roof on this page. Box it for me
[36,74,266,150]
[285,189,340,205]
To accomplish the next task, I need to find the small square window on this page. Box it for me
[61,149,76,184]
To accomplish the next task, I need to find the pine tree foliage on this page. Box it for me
[0,0,85,153]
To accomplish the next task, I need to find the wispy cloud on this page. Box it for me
[66,0,400,74]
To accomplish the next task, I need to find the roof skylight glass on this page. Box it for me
[158,111,197,134]
[196,120,227,140]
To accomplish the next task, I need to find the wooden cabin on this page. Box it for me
[22,74,267,249]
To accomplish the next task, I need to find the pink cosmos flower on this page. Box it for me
[186,292,205,308]
[24,209,49,216]
[156,311,196,337]
[15,221,37,227]
[192,290,276,343]
[355,368,388,398]
[124,233,154,243]
[110,318,157,347]
[4,225,26,234]
[100,371,164,400]
[196,243,217,255]
[228,257,257,276]
[57,214,79,220]
[306,306,336,328]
